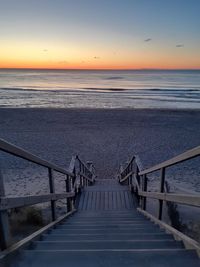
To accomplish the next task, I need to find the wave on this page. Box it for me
[1,86,200,94]
[105,76,124,80]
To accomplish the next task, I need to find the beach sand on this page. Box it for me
[0,107,200,240]
[0,108,200,196]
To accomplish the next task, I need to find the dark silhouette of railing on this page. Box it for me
[119,145,200,255]
[0,139,95,251]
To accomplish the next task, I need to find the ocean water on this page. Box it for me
[0,69,200,109]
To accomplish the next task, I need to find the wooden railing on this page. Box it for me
[119,145,200,253]
[0,138,95,251]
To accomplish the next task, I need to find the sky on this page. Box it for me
[0,0,200,69]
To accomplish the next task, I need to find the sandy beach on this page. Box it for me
[0,108,200,196]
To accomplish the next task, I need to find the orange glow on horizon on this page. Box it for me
[0,37,200,70]
[0,61,199,70]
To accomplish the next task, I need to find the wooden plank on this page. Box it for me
[142,174,147,211]
[48,168,56,221]
[0,170,10,250]
[68,156,76,174]
[120,172,133,183]
[116,191,121,210]
[99,191,104,210]
[82,192,89,210]
[0,138,74,177]
[0,192,75,211]
[120,156,135,175]
[108,192,112,210]
[0,210,76,258]
[124,191,131,209]
[120,191,126,209]
[113,192,117,210]
[139,191,200,208]
[158,168,165,220]
[79,172,93,183]
[105,191,109,211]
[76,156,93,176]
[94,191,98,211]
[91,191,96,210]
[133,174,140,192]
[86,192,93,210]
[96,192,101,211]
[127,191,134,208]
[78,192,85,210]
[139,145,200,175]
[138,208,200,257]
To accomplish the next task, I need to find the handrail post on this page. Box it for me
[135,165,140,203]
[120,164,123,183]
[130,161,133,188]
[136,165,140,186]
[142,174,147,210]
[48,168,56,221]
[70,176,74,210]
[65,174,71,212]
[158,167,165,220]
[0,170,11,250]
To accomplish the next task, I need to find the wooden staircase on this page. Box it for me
[7,180,200,267]
[0,139,200,266]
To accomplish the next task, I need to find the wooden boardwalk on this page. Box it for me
[7,179,200,267]
[1,139,200,266]
[78,179,134,211]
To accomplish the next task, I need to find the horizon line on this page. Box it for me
[0,67,200,71]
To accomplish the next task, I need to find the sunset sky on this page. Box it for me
[0,0,200,69]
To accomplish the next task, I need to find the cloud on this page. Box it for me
[94,56,100,59]
[176,44,184,48]
[43,49,48,52]
[144,38,152,42]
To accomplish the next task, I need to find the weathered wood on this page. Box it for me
[48,168,56,221]
[65,175,71,212]
[138,208,200,256]
[139,145,200,175]
[0,210,76,259]
[119,171,134,183]
[0,170,10,250]
[0,192,75,211]
[0,138,74,177]
[133,174,140,192]
[120,156,135,175]
[139,191,200,208]
[158,168,165,220]
[79,172,93,182]
[141,174,147,210]
[68,156,76,174]
[76,156,93,175]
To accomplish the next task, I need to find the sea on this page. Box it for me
[0,69,200,109]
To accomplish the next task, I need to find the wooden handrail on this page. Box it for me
[0,192,75,210]
[79,172,93,182]
[0,138,96,251]
[68,155,77,174]
[76,155,93,175]
[119,144,200,255]
[0,138,74,177]
[139,145,200,175]
[120,171,133,183]
[120,156,135,175]
[139,191,200,208]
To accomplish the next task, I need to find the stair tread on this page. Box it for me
[5,179,200,267]
[34,240,183,250]
[15,250,200,267]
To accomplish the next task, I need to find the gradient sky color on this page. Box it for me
[0,0,200,69]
